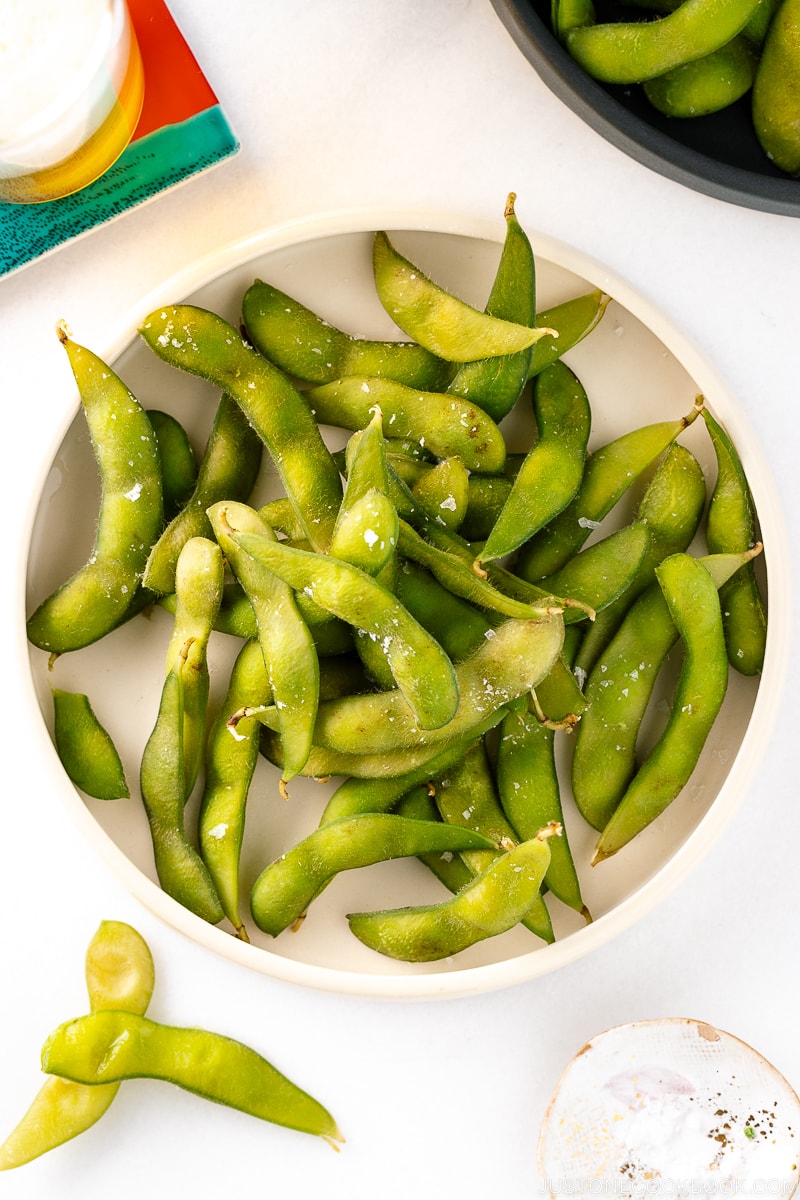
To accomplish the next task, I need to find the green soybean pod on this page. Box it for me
[138,304,342,552]
[753,0,800,175]
[199,639,271,940]
[515,399,703,582]
[41,1010,343,1146]
[27,326,163,654]
[147,408,197,518]
[306,376,507,474]
[644,36,758,117]
[395,785,476,895]
[143,393,263,595]
[347,825,558,962]
[395,560,494,663]
[241,277,451,390]
[478,361,592,565]
[250,813,498,936]
[411,457,471,532]
[527,291,610,379]
[229,530,459,732]
[0,921,154,1171]
[372,230,557,361]
[430,738,555,944]
[592,552,730,862]
[565,0,762,83]
[703,409,767,674]
[52,689,128,800]
[444,193,536,422]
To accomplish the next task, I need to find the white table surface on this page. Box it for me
[1,2,798,1196]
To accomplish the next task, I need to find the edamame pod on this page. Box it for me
[478,360,592,565]
[644,37,758,117]
[138,304,342,551]
[52,689,128,800]
[752,0,800,175]
[527,291,610,380]
[372,231,557,361]
[250,813,498,936]
[41,1011,343,1146]
[143,392,263,594]
[347,825,559,961]
[27,326,163,654]
[592,552,730,862]
[0,922,154,1170]
[147,408,197,518]
[411,457,470,532]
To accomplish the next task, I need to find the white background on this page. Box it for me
[1,2,798,1197]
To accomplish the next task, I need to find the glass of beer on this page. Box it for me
[0,0,144,204]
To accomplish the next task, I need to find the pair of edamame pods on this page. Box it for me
[28,196,766,962]
[552,0,800,175]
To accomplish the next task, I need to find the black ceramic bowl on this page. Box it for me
[491,0,800,216]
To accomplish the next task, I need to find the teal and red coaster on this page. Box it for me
[0,0,239,278]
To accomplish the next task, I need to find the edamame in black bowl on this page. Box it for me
[491,0,800,216]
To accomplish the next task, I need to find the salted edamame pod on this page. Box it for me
[27,325,163,654]
[752,0,800,175]
[372,230,557,361]
[0,921,154,1170]
[52,689,128,800]
[250,813,499,936]
[41,1011,343,1146]
[347,824,559,961]
[147,408,197,518]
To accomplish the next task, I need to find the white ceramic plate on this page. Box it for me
[23,208,790,998]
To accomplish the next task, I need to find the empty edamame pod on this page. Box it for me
[250,813,498,936]
[573,548,760,833]
[516,398,704,582]
[704,409,767,674]
[143,392,262,595]
[0,921,154,1170]
[347,824,560,961]
[372,230,557,361]
[478,360,592,565]
[138,304,342,551]
[227,528,460,732]
[444,193,537,422]
[241,277,452,390]
[306,376,506,473]
[208,502,320,790]
[27,325,163,654]
[199,639,271,940]
[52,689,128,800]
[256,613,564,757]
[565,0,762,83]
[752,0,800,175]
[41,1011,343,1146]
[592,552,730,862]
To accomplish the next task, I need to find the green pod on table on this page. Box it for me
[444,192,536,422]
[52,689,129,800]
[430,738,555,944]
[306,375,507,473]
[347,825,559,962]
[572,547,759,834]
[256,612,564,758]
[515,399,703,582]
[565,0,762,83]
[147,408,197,518]
[478,360,592,565]
[27,326,163,655]
[208,502,320,790]
[250,813,499,937]
[591,552,732,862]
[241,276,451,390]
[199,638,271,940]
[752,0,800,176]
[41,1010,343,1146]
[138,304,343,551]
[0,922,154,1170]
[644,36,758,117]
[703,409,767,674]
[143,392,263,595]
[572,441,707,678]
[372,230,557,362]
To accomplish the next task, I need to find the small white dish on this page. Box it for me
[22,207,790,998]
